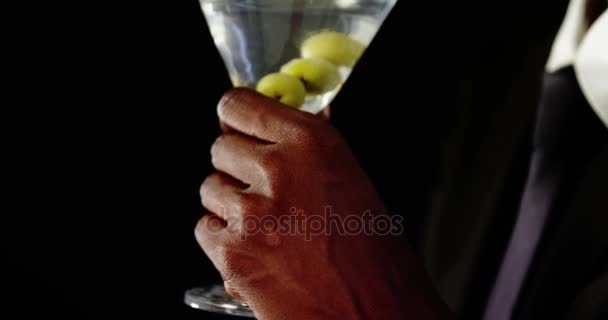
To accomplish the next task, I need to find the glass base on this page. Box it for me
[184,285,255,318]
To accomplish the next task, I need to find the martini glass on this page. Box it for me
[186,0,396,317]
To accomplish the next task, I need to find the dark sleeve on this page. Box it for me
[566,272,608,320]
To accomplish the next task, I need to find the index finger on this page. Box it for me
[217,88,313,143]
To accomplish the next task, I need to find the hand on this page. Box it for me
[195,88,452,319]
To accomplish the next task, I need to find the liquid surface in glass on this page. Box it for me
[201,0,395,113]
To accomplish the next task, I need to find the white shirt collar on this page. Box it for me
[546,0,608,129]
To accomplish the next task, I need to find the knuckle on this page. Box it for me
[199,175,214,197]
[230,193,249,216]
[199,175,219,207]
[257,148,274,167]
[209,137,223,166]
[194,216,212,244]
[236,193,264,219]
[257,148,282,175]
[210,135,224,155]
[217,89,247,120]
[256,150,286,194]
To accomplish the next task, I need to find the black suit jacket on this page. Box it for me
[332,1,607,319]
[410,9,608,320]
[515,146,608,320]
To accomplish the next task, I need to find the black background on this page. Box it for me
[5,0,564,318]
